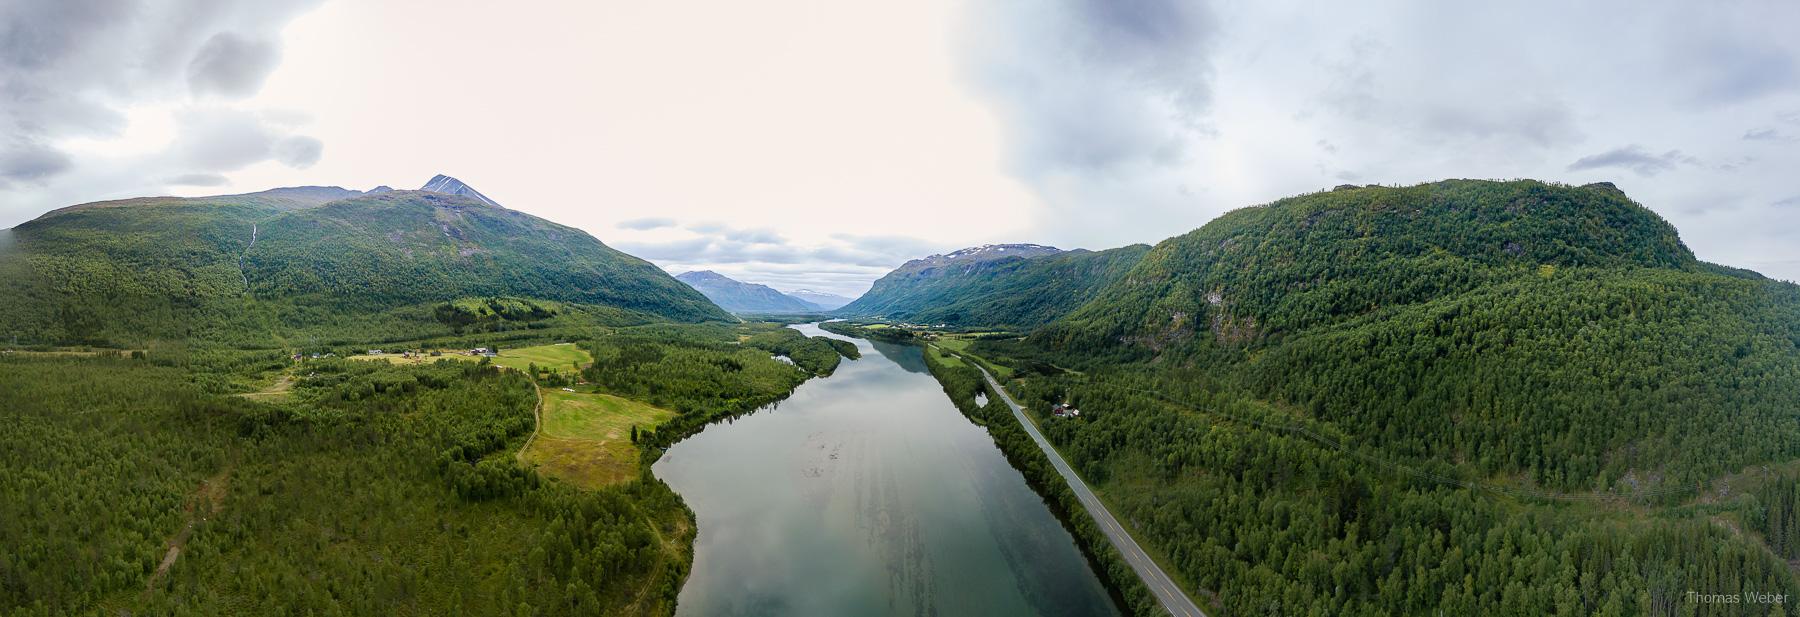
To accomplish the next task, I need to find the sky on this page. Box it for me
[3,0,1799,296]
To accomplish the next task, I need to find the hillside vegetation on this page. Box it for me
[839,244,1150,328]
[949,179,1800,615]
[1033,179,1800,491]
[0,189,726,347]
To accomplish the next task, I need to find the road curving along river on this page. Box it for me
[655,322,1119,617]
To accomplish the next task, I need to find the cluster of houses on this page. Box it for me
[1050,402,1081,418]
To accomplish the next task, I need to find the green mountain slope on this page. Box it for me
[947,179,1800,615]
[675,270,819,313]
[1032,178,1800,490]
[0,187,727,345]
[839,243,1150,328]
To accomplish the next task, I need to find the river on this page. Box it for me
[654,323,1119,616]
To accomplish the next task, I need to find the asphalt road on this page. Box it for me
[977,366,1207,617]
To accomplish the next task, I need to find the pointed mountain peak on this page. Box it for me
[420,174,501,207]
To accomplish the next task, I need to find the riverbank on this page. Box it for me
[918,343,1164,617]
[657,323,1118,616]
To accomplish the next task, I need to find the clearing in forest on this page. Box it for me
[521,390,675,488]
[491,343,591,373]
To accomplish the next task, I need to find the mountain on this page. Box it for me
[0,183,727,345]
[676,270,821,313]
[785,289,855,310]
[420,174,501,207]
[836,243,1148,328]
[959,178,1800,616]
[1033,179,1800,490]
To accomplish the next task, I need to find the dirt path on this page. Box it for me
[621,500,689,615]
[516,380,544,463]
[143,466,231,595]
[237,373,294,400]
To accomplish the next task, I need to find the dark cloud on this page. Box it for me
[187,32,280,97]
[1567,145,1698,177]
[0,141,74,186]
[164,173,230,187]
[1775,196,1800,209]
[957,0,1217,177]
[617,217,677,230]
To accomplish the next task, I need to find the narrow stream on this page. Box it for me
[655,323,1119,616]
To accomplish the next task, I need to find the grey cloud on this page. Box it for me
[170,109,320,172]
[272,135,322,168]
[164,173,230,187]
[0,141,74,186]
[0,0,321,198]
[1744,128,1796,142]
[1775,196,1800,209]
[618,217,677,230]
[1320,39,1580,149]
[1674,36,1800,106]
[958,0,1217,177]
[187,32,280,97]
[1567,146,1698,177]
[723,227,785,245]
[173,110,279,169]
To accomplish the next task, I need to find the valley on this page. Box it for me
[5,177,1800,616]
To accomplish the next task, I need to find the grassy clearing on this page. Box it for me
[348,350,477,365]
[492,342,591,373]
[936,336,1012,379]
[522,390,676,489]
[926,345,966,368]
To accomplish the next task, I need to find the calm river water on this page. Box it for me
[654,323,1119,617]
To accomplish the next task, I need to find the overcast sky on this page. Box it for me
[4,1,1798,295]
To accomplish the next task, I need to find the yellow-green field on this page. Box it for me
[350,351,476,365]
[349,343,590,369]
[935,336,1012,379]
[926,345,966,368]
[522,390,676,489]
[491,343,591,373]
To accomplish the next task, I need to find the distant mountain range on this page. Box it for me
[834,243,1147,327]
[675,271,825,314]
[0,174,726,345]
[785,289,855,311]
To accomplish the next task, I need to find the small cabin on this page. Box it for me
[1050,403,1081,418]
[368,349,383,355]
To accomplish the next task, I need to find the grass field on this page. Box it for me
[491,343,591,373]
[926,345,965,368]
[350,351,476,365]
[935,336,1012,379]
[522,390,676,489]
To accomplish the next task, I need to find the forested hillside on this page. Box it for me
[0,188,726,346]
[839,244,1150,328]
[947,179,1800,615]
[1033,179,1800,492]
[0,320,831,615]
